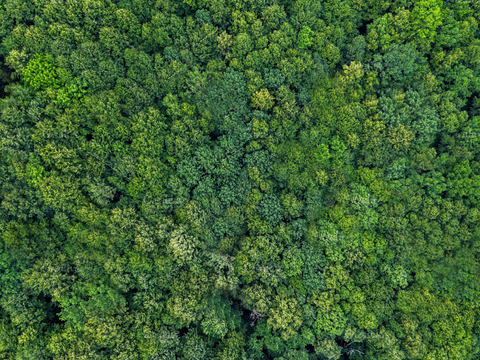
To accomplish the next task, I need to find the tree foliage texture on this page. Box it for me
[0,0,480,359]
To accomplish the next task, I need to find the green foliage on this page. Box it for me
[1,0,480,359]
[25,154,45,188]
[410,0,446,41]
[22,53,88,108]
[296,26,314,49]
[313,136,347,166]
[258,194,283,226]
[22,53,61,90]
[314,304,347,337]
[264,68,285,89]
[55,77,88,108]
[373,44,428,89]
[282,246,303,278]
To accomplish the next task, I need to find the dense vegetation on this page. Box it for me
[1,0,480,359]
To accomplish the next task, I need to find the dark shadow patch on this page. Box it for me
[43,295,64,325]
[358,19,373,35]
[210,132,220,142]
[178,327,188,337]
[111,191,121,203]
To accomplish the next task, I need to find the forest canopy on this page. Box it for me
[1,0,480,359]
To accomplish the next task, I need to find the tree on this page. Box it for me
[251,88,275,111]
[22,53,62,90]
[1,0,480,358]
[296,26,313,49]
[410,0,446,42]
